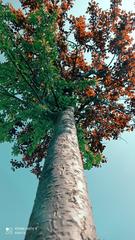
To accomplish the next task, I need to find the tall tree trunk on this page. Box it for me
[24,107,97,240]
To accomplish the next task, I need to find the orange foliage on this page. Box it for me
[104,74,112,86]
[86,87,96,97]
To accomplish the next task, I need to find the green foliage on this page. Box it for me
[77,126,103,169]
[0,4,58,161]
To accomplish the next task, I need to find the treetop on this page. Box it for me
[0,0,134,176]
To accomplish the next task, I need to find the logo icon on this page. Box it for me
[5,227,13,235]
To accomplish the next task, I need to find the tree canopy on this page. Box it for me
[0,0,134,177]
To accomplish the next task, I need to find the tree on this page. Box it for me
[0,0,134,239]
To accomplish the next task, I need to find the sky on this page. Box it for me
[0,1,135,240]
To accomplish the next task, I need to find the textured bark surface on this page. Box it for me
[24,107,97,240]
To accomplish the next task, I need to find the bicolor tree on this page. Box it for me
[0,0,134,239]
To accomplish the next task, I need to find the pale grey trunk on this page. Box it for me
[24,107,97,240]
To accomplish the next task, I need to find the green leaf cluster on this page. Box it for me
[0,4,59,158]
[77,126,103,170]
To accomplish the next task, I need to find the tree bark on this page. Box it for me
[24,107,97,240]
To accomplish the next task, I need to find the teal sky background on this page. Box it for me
[0,1,135,240]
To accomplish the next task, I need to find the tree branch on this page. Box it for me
[50,86,61,110]
[107,54,116,67]
[41,47,61,110]
[71,45,81,77]
[0,87,26,104]
[5,49,43,104]
[12,32,39,88]
[77,69,97,78]
[0,83,33,107]
[2,23,40,90]
[67,40,79,48]
[77,67,108,79]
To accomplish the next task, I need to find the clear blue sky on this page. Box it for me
[0,1,135,240]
